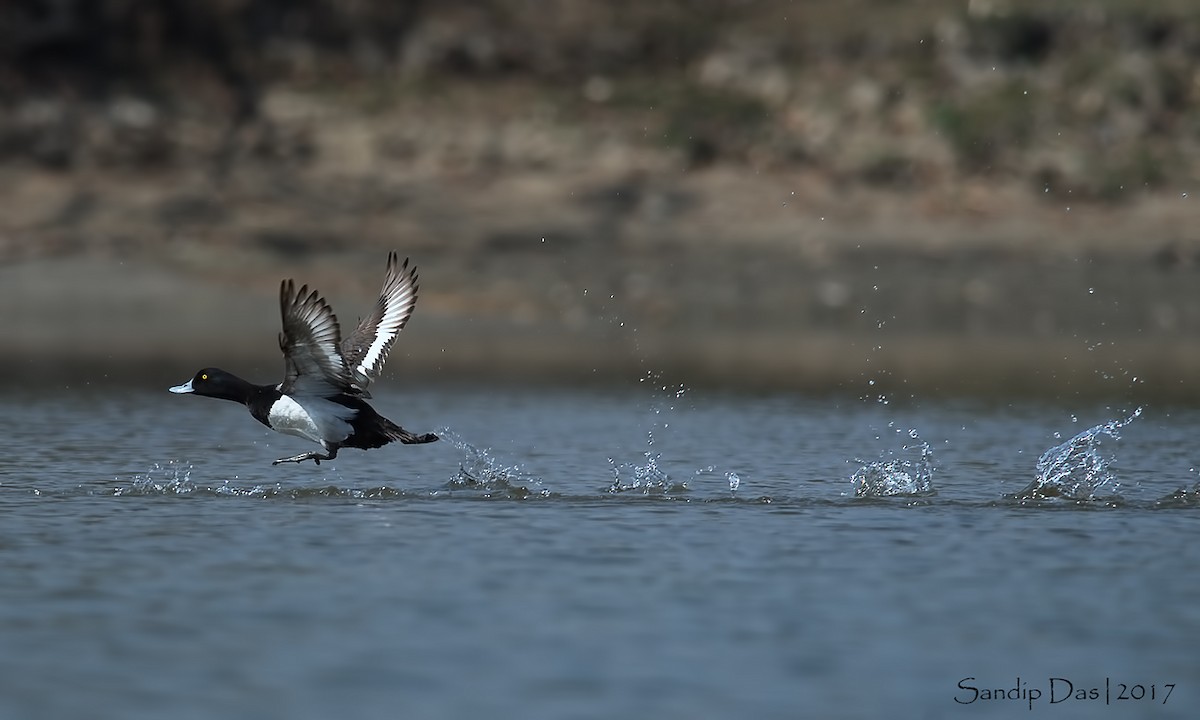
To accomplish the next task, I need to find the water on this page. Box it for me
[2,382,1199,719]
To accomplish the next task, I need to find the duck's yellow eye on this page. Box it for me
[201,373,208,380]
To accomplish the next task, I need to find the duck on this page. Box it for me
[169,251,438,465]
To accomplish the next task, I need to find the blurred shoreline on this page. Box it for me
[1,246,1196,403]
[3,1,1200,401]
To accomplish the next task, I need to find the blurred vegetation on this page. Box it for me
[3,0,1200,198]
[6,1,1200,396]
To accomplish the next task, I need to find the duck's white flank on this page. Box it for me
[267,395,356,446]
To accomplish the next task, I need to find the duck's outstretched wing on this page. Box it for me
[279,278,363,397]
[341,252,419,389]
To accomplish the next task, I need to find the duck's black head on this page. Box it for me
[169,368,254,403]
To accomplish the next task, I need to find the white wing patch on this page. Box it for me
[268,395,355,446]
[354,274,415,380]
[344,253,419,387]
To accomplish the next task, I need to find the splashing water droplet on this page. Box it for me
[118,460,196,496]
[727,472,741,493]
[851,431,935,498]
[1016,408,1142,501]
[438,428,544,497]
[608,447,676,494]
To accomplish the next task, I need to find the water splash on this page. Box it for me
[665,465,744,498]
[1015,407,1142,501]
[608,373,745,496]
[114,461,292,498]
[215,484,410,500]
[607,429,685,494]
[607,373,690,494]
[851,429,935,498]
[114,473,410,500]
[437,428,548,499]
[639,370,688,428]
[115,460,196,496]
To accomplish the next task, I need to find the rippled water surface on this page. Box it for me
[2,382,1198,719]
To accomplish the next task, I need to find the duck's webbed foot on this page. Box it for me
[272,447,338,466]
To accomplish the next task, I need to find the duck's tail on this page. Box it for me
[344,405,439,449]
[379,416,438,446]
[396,428,439,444]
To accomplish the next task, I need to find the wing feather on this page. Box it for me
[279,278,363,397]
[341,252,419,388]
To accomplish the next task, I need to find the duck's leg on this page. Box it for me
[272,446,338,466]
